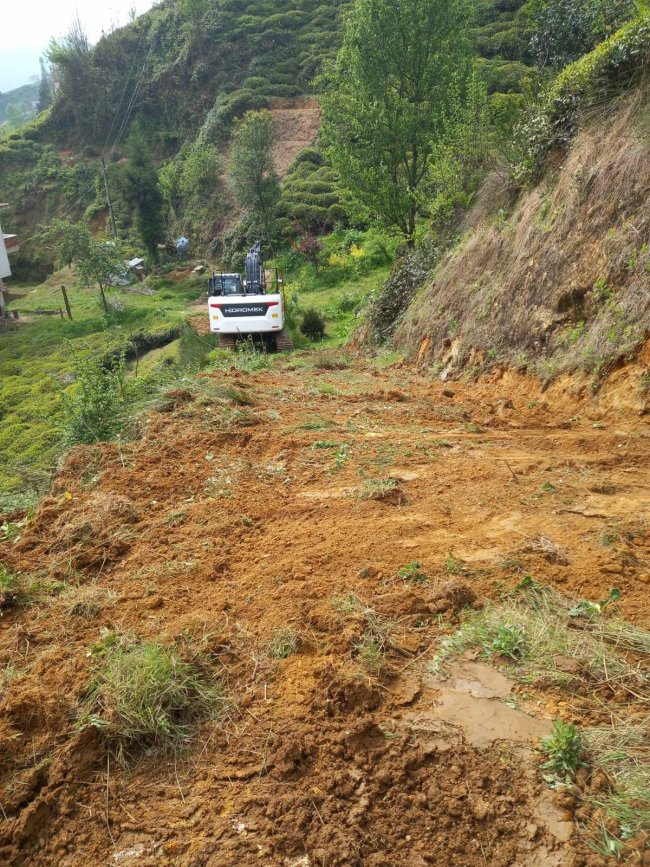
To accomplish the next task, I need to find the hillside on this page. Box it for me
[0,83,38,131]
[371,20,650,388]
[396,85,650,384]
[0,0,533,278]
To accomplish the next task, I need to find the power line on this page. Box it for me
[101,23,147,159]
[108,32,157,157]
[18,23,157,248]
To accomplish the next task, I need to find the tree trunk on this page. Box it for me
[407,204,417,247]
[99,283,109,314]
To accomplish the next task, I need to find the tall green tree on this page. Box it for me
[228,110,280,246]
[37,58,53,113]
[123,125,166,261]
[322,0,474,245]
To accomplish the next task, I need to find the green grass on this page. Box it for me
[430,581,650,852]
[398,561,430,585]
[0,272,205,502]
[86,635,226,760]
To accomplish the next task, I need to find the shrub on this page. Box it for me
[300,308,326,341]
[518,15,650,180]
[61,352,128,446]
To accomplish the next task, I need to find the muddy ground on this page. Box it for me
[0,354,649,866]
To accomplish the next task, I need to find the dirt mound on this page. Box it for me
[13,490,139,573]
[0,360,648,864]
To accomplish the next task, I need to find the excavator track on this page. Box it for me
[275,330,294,351]
[217,334,238,349]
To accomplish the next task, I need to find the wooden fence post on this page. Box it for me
[61,285,73,320]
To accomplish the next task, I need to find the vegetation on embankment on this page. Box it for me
[372,16,650,384]
[0,274,207,509]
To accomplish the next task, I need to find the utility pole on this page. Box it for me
[100,157,117,238]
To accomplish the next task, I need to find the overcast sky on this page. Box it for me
[0,0,156,91]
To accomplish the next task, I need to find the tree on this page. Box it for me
[228,110,280,246]
[37,57,53,113]
[530,0,635,71]
[123,125,166,261]
[321,0,474,245]
[46,220,126,314]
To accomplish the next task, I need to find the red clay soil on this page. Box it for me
[0,356,649,866]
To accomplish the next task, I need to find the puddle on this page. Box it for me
[424,660,552,748]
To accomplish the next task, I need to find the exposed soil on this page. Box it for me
[270,98,321,178]
[1,355,649,866]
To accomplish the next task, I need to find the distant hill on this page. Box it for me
[0,82,39,130]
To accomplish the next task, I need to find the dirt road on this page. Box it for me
[1,354,648,865]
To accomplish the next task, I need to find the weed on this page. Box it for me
[332,592,365,615]
[355,633,385,674]
[0,564,18,610]
[490,622,527,659]
[269,628,301,660]
[316,382,340,397]
[541,481,558,492]
[541,720,586,779]
[67,585,109,618]
[589,823,623,858]
[332,444,350,472]
[398,561,430,585]
[213,384,254,406]
[464,422,484,434]
[311,350,350,371]
[312,440,338,449]
[445,552,471,576]
[167,510,188,527]
[332,592,392,675]
[594,277,615,304]
[299,419,335,431]
[86,636,225,760]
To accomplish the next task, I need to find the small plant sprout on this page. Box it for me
[269,628,301,660]
[541,720,587,779]
[398,561,429,585]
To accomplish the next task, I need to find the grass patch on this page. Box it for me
[269,628,301,660]
[85,634,226,761]
[1,274,205,497]
[332,592,393,675]
[357,478,400,500]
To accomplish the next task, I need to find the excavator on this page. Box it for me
[207,242,293,351]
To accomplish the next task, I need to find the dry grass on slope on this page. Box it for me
[396,85,650,383]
